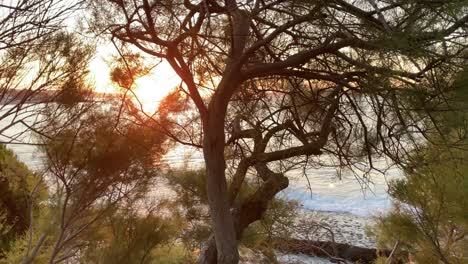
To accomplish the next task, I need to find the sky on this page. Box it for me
[88,46,181,113]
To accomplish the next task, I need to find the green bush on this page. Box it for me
[0,144,44,258]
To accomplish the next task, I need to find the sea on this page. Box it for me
[0,104,401,219]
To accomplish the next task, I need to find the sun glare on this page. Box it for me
[89,53,181,114]
[132,61,181,113]
[133,75,177,113]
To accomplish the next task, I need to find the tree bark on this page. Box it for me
[198,165,289,263]
[201,110,239,264]
[197,4,251,262]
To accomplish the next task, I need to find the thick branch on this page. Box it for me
[243,39,358,79]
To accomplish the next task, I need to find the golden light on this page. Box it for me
[133,76,176,113]
[89,53,181,113]
[132,61,181,113]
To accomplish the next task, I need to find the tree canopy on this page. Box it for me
[372,66,468,264]
[88,0,468,263]
[0,0,467,263]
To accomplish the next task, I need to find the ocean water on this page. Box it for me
[0,105,45,171]
[285,162,401,217]
[0,106,400,219]
[161,146,401,218]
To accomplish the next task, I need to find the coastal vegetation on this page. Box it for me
[0,0,467,263]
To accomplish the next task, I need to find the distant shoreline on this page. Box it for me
[0,89,120,105]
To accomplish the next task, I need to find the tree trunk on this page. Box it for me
[198,167,289,263]
[200,112,239,264]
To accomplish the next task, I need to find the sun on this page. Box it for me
[131,61,181,113]
[89,51,181,113]
[133,78,173,113]
[87,46,219,121]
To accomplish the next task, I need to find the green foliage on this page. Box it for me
[1,208,56,264]
[373,256,389,264]
[0,145,45,258]
[240,198,299,262]
[165,168,300,259]
[83,202,189,264]
[373,68,468,264]
[40,107,168,203]
[50,32,94,106]
[0,101,175,263]
[110,53,154,90]
[56,77,92,106]
[165,169,211,250]
[150,245,194,264]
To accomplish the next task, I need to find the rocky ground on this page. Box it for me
[295,210,377,248]
[193,210,378,263]
[276,254,335,264]
[272,210,379,264]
